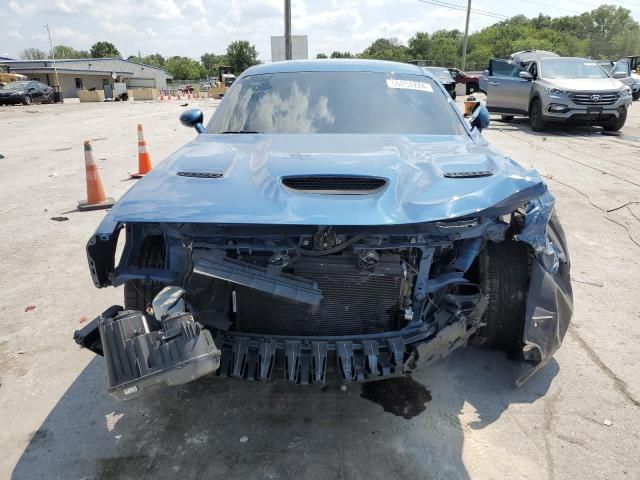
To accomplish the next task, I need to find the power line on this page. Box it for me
[416,0,508,20]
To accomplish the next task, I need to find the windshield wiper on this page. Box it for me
[220,130,260,134]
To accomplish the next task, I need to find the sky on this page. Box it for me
[1,0,640,61]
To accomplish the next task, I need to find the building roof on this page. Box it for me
[240,59,424,78]
[1,58,172,78]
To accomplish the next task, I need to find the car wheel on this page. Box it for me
[501,115,514,122]
[529,98,546,131]
[466,83,478,95]
[473,240,531,353]
[603,108,627,131]
[22,95,32,106]
[124,235,167,311]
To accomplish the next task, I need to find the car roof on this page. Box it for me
[239,59,425,78]
[539,57,593,62]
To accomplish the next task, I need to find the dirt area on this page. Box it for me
[0,98,639,480]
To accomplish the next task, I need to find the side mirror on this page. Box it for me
[179,108,205,133]
[518,71,534,80]
[612,71,627,79]
[470,103,490,132]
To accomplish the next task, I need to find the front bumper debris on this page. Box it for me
[75,307,220,400]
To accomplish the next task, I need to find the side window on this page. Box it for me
[491,60,522,78]
[612,60,629,77]
[528,62,538,79]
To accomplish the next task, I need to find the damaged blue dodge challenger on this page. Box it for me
[75,60,573,400]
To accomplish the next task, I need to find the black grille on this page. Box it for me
[444,170,493,178]
[569,92,619,105]
[235,254,404,336]
[176,171,224,178]
[282,175,386,193]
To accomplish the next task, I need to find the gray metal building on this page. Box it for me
[1,58,172,99]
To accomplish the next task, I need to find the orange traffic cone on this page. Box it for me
[130,124,153,178]
[78,140,115,211]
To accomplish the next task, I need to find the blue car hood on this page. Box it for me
[96,134,545,231]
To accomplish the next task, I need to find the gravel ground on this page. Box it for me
[0,98,638,480]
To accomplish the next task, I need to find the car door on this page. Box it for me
[26,82,43,103]
[486,59,532,114]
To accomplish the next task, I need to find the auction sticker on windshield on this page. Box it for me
[386,79,433,92]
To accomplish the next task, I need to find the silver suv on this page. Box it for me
[486,55,632,131]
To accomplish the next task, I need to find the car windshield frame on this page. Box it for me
[2,81,28,91]
[539,58,610,79]
[206,70,468,136]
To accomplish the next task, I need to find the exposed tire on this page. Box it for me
[466,83,478,95]
[501,115,514,122]
[529,98,546,132]
[124,235,166,311]
[473,240,531,353]
[603,108,627,131]
[22,95,32,106]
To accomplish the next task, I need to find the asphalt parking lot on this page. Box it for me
[0,98,639,480]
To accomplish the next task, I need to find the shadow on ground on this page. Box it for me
[491,115,629,139]
[12,348,558,480]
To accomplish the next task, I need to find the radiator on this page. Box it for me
[235,254,405,336]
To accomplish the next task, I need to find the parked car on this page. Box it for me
[485,55,632,131]
[448,67,480,94]
[424,66,457,99]
[75,60,572,400]
[0,80,53,106]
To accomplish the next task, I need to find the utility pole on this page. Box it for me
[44,24,60,88]
[284,0,292,60]
[461,0,471,70]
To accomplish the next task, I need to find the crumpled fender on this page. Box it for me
[516,193,573,384]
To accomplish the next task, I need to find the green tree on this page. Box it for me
[19,48,46,60]
[316,53,328,59]
[90,41,120,58]
[52,45,90,59]
[201,52,228,77]
[225,41,259,75]
[330,51,354,58]
[360,38,410,62]
[127,53,166,68]
[164,56,206,80]
[407,32,431,60]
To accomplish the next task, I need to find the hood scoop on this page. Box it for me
[444,170,493,178]
[176,171,224,179]
[282,175,387,194]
